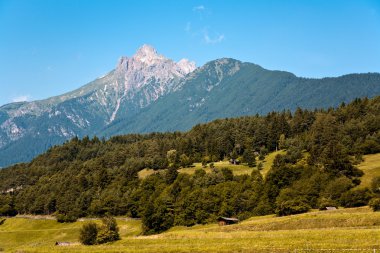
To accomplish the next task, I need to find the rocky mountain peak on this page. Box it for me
[177,59,196,74]
[116,45,196,78]
[132,44,165,65]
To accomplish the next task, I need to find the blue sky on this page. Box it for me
[0,0,379,106]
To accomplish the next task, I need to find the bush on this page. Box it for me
[371,176,380,193]
[79,222,98,245]
[275,198,310,216]
[340,188,372,207]
[0,204,17,217]
[369,198,380,211]
[79,217,120,245]
[275,188,311,216]
[96,216,120,244]
[56,213,78,223]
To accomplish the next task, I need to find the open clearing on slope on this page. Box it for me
[357,153,380,188]
[1,207,380,252]
[138,150,286,179]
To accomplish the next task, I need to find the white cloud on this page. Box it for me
[204,31,225,44]
[193,5,205,12]
[12,95,32,103]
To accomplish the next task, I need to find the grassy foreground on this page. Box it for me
[1,207,380,252]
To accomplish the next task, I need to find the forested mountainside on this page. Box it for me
[102,59,380,136]
[1,96,380,234]
[1,48,379,168]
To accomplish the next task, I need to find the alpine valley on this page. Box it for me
[0,45,380,167]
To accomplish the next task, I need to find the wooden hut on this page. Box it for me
[217,217,239,226]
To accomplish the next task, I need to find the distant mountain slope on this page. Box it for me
[0,45,195,167]
[0,47,379,167]
[102,58,380,135]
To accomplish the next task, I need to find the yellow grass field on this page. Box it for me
[1,207,380,252]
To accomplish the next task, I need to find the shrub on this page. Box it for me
[340,188,372,207]
[275,188,311,216]
[369,198,380,211]
[275,198,310,216]
[0,204,17,217]
[79,217,120,245]
[96,216,120,244]
[56,213,78,223]
[371,176,380,193]
[79,222,98,245]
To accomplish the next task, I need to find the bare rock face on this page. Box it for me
[97,44,196,122]
[115,44,196,92]
[0,45,196,159]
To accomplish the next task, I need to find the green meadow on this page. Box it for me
[139,150,286,179]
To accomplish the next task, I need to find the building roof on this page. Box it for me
[217,217,239,222]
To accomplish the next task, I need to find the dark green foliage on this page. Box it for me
[179,154,192,168]
[0,96,379,233]
[275,189,311,216]
[56,213,78,223]
[142,191,174,234]
[79,222,98,245]
[369,198,380,211]
[96,216,120,244]
[321,177,353,201]
[340,188,372,207]
[79,217,120,245]
[0,195,17,216]
[242,148,256,167]
[371,176,380,193]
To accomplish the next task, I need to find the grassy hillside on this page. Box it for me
[1,207,380,252]
[139,150,286,179]
[357,153,380,188]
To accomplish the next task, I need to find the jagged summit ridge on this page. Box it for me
[133,44,164,65]
[0,45,197,154]
[117,45,196,75]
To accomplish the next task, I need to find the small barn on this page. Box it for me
[55,242,72,246]
[217,217,239,226]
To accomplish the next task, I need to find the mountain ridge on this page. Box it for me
[101,58,380,136]
[0,46,380,167]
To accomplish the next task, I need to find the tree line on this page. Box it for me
[0,96,380,234]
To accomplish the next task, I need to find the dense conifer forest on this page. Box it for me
[1,96,380,234]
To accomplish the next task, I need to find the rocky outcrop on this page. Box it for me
[0,45,196,166]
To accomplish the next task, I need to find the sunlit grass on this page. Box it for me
[2,207,380,252]
[357,153,380,188]
[139,150,287,179]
